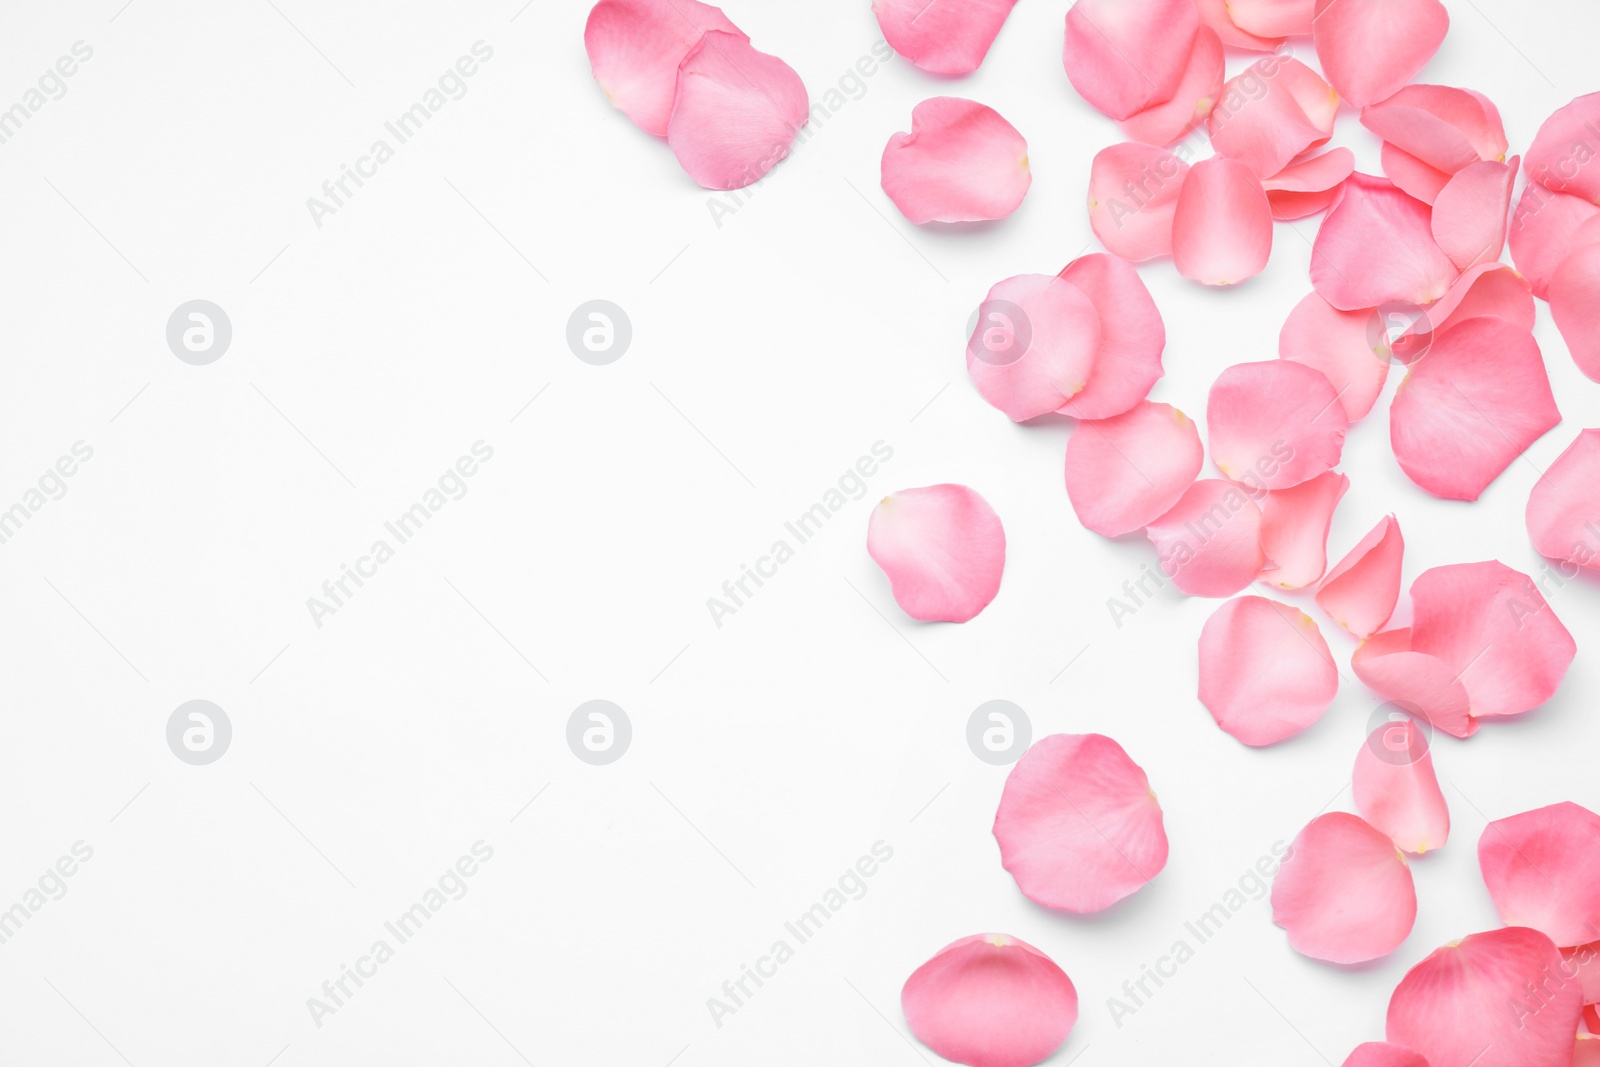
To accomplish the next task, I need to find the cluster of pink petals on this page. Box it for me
[867,484,1006,623]
[881,98,1031,224]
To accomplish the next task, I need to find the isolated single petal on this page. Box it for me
[1192,0,1284,51]
[1258,472,1349,590]
[1145,480,1267,597]
[966,273,1104,421]
[1227,0,1314,36]
[1341,1043,1431,1067]
[1118,28,1224,147]
[993,734,1168,912]
[1362,84,1509,175]
[1208,360,1347,490]
[873,0,1018,74]
[1352,629,1476,739]
[1208,58,1335,180]
[1198,596,1339,745]
[1410,560,1576,720]
[1509,185,1600,299]
[1431,158,1518,270]
[667,32,809,190]
[584,0,746,136]
[1312,0,1448,108]
[1312,174,1458,310]
[1527,429,1600,573]
[1480,802,1600,948]
[867,485,1005,623]
[1066,402,1202,537]
[1525,91,1600,206]
[1173,157,1272,286]
[1317,515,1404,638]
[1062,0,1198,120]
[1057,253,1166,420]
[882,98,1031,225]
[1279,291,1390,421]
[1550,243,1600,381]
[1354,719,1450,854]
[902,934,1078,1067]
[1263,147,1355,219]
[1089,143,1189,262]
[1272,812,1417,963]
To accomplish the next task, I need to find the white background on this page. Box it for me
[0,0,1596,1064]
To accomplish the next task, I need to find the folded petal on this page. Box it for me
[1279,291,1390,422]
[1264,147,1356,219]
[1352,628,1476,739]
[902,934,1078,1067]
[1272,812,1417,963]
[1382,142,1454,204]
[1424,261,1535,338]
[1173,157,1273,286]
[1525,91,1600,206]
[966,274,1103,421]
[1317,515,1404,638]
[873,0,1018,75]
[1146,479,1267,597]
[1312,0,1449,109]
[1192,0,1284,51]
[1259,471,1349,589]
[993,734,1168,912]
[1480,802,1600,947]
[1062,0,1198,120]
[867,484,1005,623]
[1550,243,1600,382]
[584,0,746,136]
[1354,718,1450,854]
[1361,84,1509,175]
[882,98,1031,225]
[1198,595,1339,745]
[1431,158,1518,270]
[1312,174,1459,310]
[1409,560,1576,720]
[1509,184,1600,300]
[1089,143,1189,262]
[1056,253,1166,420]
[1527,429,1600,573]
[1208,59,1335,180]
[1208,360,1348,490]
[667,32,809,190]
[1065,401,1202,537]
[1341,1043,1431,1067]
[1228,0,1314,36]
[1117,28,1224,147]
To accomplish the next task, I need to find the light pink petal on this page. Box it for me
[1382,142,1454,204]
[1258,472,1349,590]
[1389,928,1583,1067]
[1580,1034,1600,1067]
[1208,59,1334,180]
[1390,316,1561,501]
[966,273,1103,421]
[1062,0,1199,121]
[1056,253,1166,420]
[1312,0,1448,109]
[1317,515,1404,638]
[1227,0,1314,36]
[1145,479,1267,597]
[1198,596,1339,746]
[882,98,1031,225]
[1431,158,1518,270]
[1352,628,1477,739]
[1207,360,1348,490]
[1272,812,1417,963]
[1341,1043,1431,1067]
[1117,28,1224,147]
[1550,243,1600,382]
[1279,291,1390,422]
[1088,143,1189,262]
[1361,84,1509,175]
[902,934,1078,1067]
[1312,174,1458,310]
[1480,802,1600,947]
[1354,718,1450,854]
[1263,147,1356,220]
[1410,560,1576,719]
[1173,157,1273,286]
[1425,261,1535,338]
[867,484,1005,623]
[1192,0,1285,51]
[1525,91,1600,205]
[1509,185,1600,300]
[1527,429,1600,573]
[584,0,746,137]
[666,32,808,190]
[873,0,1018,75]
[1066,402,1202,537]
[993,734,1168,912]
[1563,942,1600,1004]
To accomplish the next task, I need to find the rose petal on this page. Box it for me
[1341,1043,1432,1067]
[1089,143,1189,262]
[1420,261,1535,340]
[1057,253,1166,420]
[1279,290,1390,421]
[1198,595,1339,746]
[873,0,1018,75]
[1065,402,1203,537]
[1509,184,1600,300]
[667,32,809,190]
[1480,802,1600,948]
[1312,174,1459,310]
[1227,0,1314,36]
[1145,479,1267,597]
[1264,147,1356,219]
[1258,471,1349,590]
[1382,142,1455,204]
[1317,515,1404,638]
[584,0,746,137]
[867,484,1005,622]
[902,934,1078,1067]
[1550,243,1600,382]
[1562,941,1600,1004]
[1527,429,1600,573]
[1431,158,1518,270]
[1193,0,1285,51]
[1580,1034,1600,1067]
[1354,719,1450,854]
[1525,91,1600,206]
[1208,360,1348,490]
[966,274,1103,422]
[1352,628,1477,739]
[993,734,1168,912]
[882,97,1031,225]
[1062,0,1198,121]
[1361,85,1509,175]
[1117,28,1224,147]
[1208,59,1336,180]
[1272,812,1417,963]
[1173,157,1273,285]
[1312,0,1449,109]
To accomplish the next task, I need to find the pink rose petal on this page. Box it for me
[1317,515,1404,638]
[1352,628,1476,740]
[667,32,809,190]
[1431,158,1518,270]
[1509,184,1600,300]
[1272,812,1417,963]
[1382,141,1454,204]
[1062,0,1198,121]
[1065,401,1202,537]
[1198,595,1339,746]
[1361,84,1509,176]
[1263,147,1356,219]
[584,0,746,136]
[1208,360,1348,490]
[1525,91,1600,206]
[1089,142,1189,262]
[1279,290,1390,422]
[1312,174,1459,311]
[1527,429,1600,574]
[1227,0,1314,36]
[882,97,1031,225]
[1208,58,1336,180]
[1056,253,1166,420]
[1193,0,1284,51]
[1550,243,1600,382]
[1172,157,1273,286]
[966,273,1103,422]
[1480,802,1600,948]
[902,933,1078,1067]
[1145,479,1267,597]
[1312,0,1449,108]
[873,0,1018,75]
[867,484,1005,623]
[1341,1043,1431,1067]
[1117,27,1224,147]
[1562,941,1600,1004]
[1354,718,1450,854]
[1258,471,1349,590]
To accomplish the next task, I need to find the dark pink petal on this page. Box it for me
[1065,402,1202,537]
[993,734,1168,912]
[1259,471,1349,589]
[1227,0,1314,36]
[867,484,1005,623]
[1088,143,1189,262]
[873,0,1018,75]
[1279,290,1390,422]
[1062,0,1198,121]
[1198,596,1339,745]
[1352,628,1476,739]
[1317,515,1404,638]
[1410,560,1576,720]
[881,97,1032,225]
[1207,360,1348,490]
[1145,479,1267,597]
[1117,28,1224,147]
[1312,0,1448,108]
[1525,91,1600,205]
[1389,928,1584,1067]
[667,32,808,190]
[1431,158,1518,270]
[1272,812,1417,963]
[1550,243,1600,382]
[1389,316,1561,501]
[1480,802,1600,947]
[1361,84,1509,175]
[1173,157,1273,285]
[1382,142,1454,204]
[1509,184,1600,300]
[1264,147,1356,219]
[1527,429,1600,573]
[1312,174,1459,311]
[584,0,746,137]
[1208,59,1335,180]
[1193,0,1284,51]
[966,274,1103,421]
[902,934,1078,1067]
[1056,253,1166,420]
[1354,718,1450,854]
[1341,1043,1431,1067]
